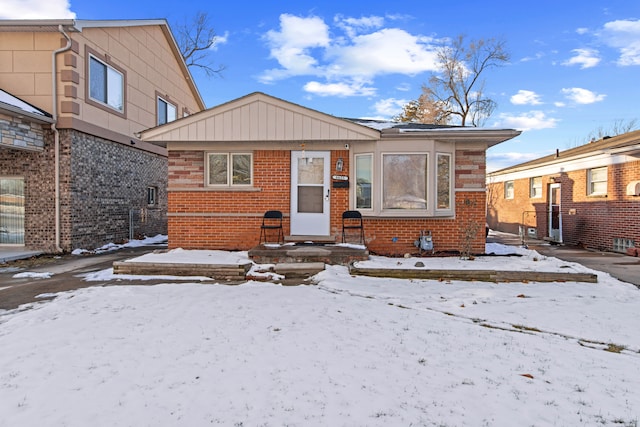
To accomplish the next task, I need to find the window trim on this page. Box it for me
[354,153,373,211]
[529,176,542,199]
[156,92,178,126]
[85,46,126,118]
[504,180,514,200]
[436,152,452,211]
[588,166,608,196]
[205,152,254,187]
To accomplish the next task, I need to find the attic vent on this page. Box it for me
[626,181,640,196]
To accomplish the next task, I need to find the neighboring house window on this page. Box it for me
[530,176,542,198]
[436,153,451,210]
[88,54,124,112]
[588,167,607,195]
[504,181,514,199]
[355,154,372,209]
[207,153,252,186]
[382,153,428,210]
[147,186,157,206]
[157,96,177,125]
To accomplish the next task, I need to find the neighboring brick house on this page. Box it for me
[486,130,640,252]
[141,92,520,256]
[0,19,205,252]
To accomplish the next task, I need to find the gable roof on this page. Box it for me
[489,130,640,176]
[0,88,53,123]
[0,19,205,112]
[140,92,382,145]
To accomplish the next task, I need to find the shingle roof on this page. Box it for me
[489,129,640,176]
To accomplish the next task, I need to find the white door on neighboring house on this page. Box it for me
[290,151,331,236]
[548,183,562,243]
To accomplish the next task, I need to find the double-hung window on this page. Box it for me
[207,153,252,186]
[88,54,124,113]
[588,167,607,196]
[504,181,514,199]
[157,96,177,125]
[530,176,542,198]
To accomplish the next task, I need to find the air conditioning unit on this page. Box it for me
[626,181,640,196]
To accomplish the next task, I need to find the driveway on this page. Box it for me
[0,246,177,311]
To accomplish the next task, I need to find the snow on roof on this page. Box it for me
[0,89,51,118]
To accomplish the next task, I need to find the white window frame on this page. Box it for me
[504,181,514,199]
[157,96,177,126]
[206,153,253,187]
[588,167,607,196]
[88,54,124,113]
[354,153,373,211]
[436,152,452,211]
[530,176,542,198]
[381,152,429,212]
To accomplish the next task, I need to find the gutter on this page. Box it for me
[51,24,72,253]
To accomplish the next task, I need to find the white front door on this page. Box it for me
[548,183,562,243]
[290,151,330,236]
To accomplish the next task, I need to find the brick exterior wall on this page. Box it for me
[66,130,167,250]
[487,160,640,251]
[0,127,167,252]
[168,148,488,256]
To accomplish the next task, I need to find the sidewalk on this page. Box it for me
[487,230,640,288]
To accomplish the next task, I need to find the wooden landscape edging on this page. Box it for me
[113,261,252,281]
[348,266,598,283]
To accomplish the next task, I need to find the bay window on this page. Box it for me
[382,154,428,209]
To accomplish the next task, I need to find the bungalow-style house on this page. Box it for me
[140,92,520,256]
[487,130,640,253]
[0,19,205,252]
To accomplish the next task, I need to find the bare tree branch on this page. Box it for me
[400,34,508,127]
[175,11,225,78]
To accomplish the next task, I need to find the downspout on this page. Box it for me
[52,24,72,253]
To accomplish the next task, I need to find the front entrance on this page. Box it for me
[0,178,25,245]
[290,151,330,236]
[548,183,562,243]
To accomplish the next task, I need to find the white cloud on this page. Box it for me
[561,87,606,104]
[303,81,376,97]
[0,0,75,19]
[562,48,601,69]
[259,13,442,92]
[598,19,640,66]
[210,31,229,51]
[494,111,559,131]
[576,27,590,35]
[510,90,542,105]
[327,28,440,78]
[334,15,384,38]
[372,98,408,117]
[261,14,331,81]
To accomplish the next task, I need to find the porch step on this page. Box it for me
[285,235,336,244]
[275,262,325,278]
[248,243,369,266]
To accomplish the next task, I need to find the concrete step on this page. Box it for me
[275,262,325,278]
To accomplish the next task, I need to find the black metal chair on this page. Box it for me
[259,210,284,244]
[342,210,365,244]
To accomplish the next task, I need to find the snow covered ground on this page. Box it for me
[1,243,638,426]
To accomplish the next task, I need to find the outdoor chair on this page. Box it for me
[259,210,284,244]
[342,210,365,245]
